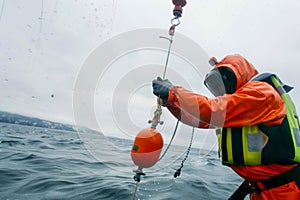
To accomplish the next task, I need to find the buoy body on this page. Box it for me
[131,128,163,168]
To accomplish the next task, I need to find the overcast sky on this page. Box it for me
[1,0,300,149]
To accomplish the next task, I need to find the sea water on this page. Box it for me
[0,122,247,200]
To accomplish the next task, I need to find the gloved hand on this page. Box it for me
[152,77,173,104]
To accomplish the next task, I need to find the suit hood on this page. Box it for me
[215,54,259,89]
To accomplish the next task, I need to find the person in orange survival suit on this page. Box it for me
[152,54,300,200]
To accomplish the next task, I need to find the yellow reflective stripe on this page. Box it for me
[270,75,281,87]
[242,126,262,165]
[226,128,234,164]
[242,127,248,164]
[218,76,300,165]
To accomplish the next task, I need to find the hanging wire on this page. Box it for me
[155,24,180,161]
[161,33,174,79]
[109,0,117,36]
[36,0,44,47]
[174,127,195,178]
[159,119,179,161]
[0,0,6,24]
[132,182,139,200]
[132,2,189,199]
[39,0,44,33]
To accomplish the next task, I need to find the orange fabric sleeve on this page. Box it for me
[165,81,286,128]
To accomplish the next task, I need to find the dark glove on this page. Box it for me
[152,77,173,103]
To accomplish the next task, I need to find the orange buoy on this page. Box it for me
[131,128,164,168]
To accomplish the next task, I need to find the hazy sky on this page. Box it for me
[1,0,300,149]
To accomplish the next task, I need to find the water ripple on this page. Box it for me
[0,122,244,200]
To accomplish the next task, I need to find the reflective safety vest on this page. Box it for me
[217,73,300,166]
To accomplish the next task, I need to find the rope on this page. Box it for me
[156,24,180,161]
[132,3,188,200]
[132,181,139,200]
[162,34,174,79]
[159,119,179,161]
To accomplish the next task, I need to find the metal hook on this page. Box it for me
[171,17,181,26]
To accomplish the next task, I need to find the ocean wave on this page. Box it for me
[0,123,244,200]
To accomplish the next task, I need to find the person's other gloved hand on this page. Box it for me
[152,77,173,104]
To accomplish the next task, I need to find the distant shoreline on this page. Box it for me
[0,111,75,132]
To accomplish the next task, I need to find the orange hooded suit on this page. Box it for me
[161,54,300,199]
